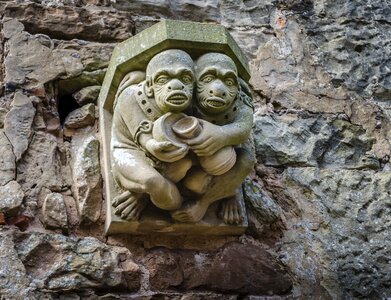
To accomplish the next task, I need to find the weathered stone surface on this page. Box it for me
[0,231,31,299]
[0,181,24,216]
[113,0,220,24]
[3,19,114,91]
[303,0,391,101]
[0,107,7,128]
[249,14,352,115]
[2,18,24,39]
[3,2,134,42]
[71,134,102,224]
[63,195,80,227]
[4,92,35,161]
[72,85,101,105]
[30,0,88,7]
[243,178,282,224]
[220,0,275,58]
[56,40,114,73]
[6,215,31,232]
[42,192,68,230]
[17,132,66,207]
[144,242,292,295]
[0,229,140,294]
[254,114,378,169]
[4,20,65,89]
[64,103,95,129]
[0,129,16,186]
[283,168,391,298]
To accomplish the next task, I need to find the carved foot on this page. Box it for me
[113,191,148,221]
[219,196,243,225]
[171,201,209,223]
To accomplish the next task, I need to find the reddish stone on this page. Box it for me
[6,215,30,231]
[144,249,184,290]
[31,87,46,98]
[0,212,5,224]
[144,242,292,295]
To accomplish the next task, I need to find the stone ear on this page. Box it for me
[145,77,154,97]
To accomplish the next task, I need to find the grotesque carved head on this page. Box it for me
[146,49,195,113]
[195,53,239,115]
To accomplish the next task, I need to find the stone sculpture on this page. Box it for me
[99,20,254,235]
[111,50,254,225]
[171,53,255,224]
[111,49,194,220]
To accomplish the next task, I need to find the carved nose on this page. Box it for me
[209,90,226,97]
[168,79,184,90]
[209,80,227,98]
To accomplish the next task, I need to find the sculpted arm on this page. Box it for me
[113,85,187,164]
[186,103,253,156]
[138,133,188,163]
[220,103,253,145]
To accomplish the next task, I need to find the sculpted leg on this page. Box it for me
[112,149,183,215]
[146,173,183,211]
[171,148,255,223]
[116,168,183,212]
[162,156,192,183]
[183,168,212,194]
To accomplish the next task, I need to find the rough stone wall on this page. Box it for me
[0,0,390,299]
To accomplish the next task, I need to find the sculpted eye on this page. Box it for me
[201,74,215,83]
[155,75,169,84]
[182,75,193,84]
[225,78,236,86]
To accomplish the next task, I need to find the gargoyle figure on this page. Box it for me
[171,53,255,224]
[111,49,195,220]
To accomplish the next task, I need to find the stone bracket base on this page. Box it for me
[105,189,248,236]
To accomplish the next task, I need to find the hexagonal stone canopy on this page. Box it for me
[99,20,251,235]
[99,19,250,113]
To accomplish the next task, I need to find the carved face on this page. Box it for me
[146,49,195,113]
[195,53,239,115]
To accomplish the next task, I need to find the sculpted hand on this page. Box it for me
[185,120,226,156]
[145,139,188,162]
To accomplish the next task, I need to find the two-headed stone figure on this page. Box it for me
[111,49,255,224]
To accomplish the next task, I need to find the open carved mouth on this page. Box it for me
[167,93,188,105]
[206,97,226,108]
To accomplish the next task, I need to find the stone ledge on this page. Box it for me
[106,193,248,236]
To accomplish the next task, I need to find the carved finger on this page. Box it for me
[193,146,217,157]
[189,137,213,150]
[193,147,217,157]
[161,147,188,162]
[186,135,209,146]
[159,141,177,151]
[113,191,132,207]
